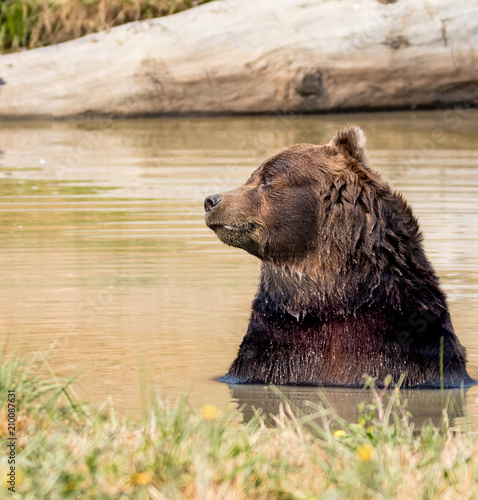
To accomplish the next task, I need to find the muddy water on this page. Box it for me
[1,112,477,426]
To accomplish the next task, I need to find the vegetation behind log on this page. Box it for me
[0,0,214,52]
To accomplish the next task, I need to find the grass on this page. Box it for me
[1,349,478,499]
[0,0,215,52]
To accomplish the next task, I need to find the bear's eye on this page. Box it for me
[260,175,274,188]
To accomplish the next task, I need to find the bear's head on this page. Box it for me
[204,125,398,268]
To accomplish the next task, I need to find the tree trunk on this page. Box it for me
[0,0,477,119]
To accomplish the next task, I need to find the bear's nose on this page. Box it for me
[204,194,222,213]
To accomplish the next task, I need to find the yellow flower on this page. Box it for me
[2,467,24,488]
[201,404,219,421]
[333,429,346,438]
[132,471,152,486]
[356,444,374,462]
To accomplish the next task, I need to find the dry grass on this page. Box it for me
[0,0,214,52]
[1,350,478,498]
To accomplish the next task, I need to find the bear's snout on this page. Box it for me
[204,194,222,213]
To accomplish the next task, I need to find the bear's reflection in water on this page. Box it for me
[228,384,468,429]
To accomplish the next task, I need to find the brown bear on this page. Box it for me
[204,125,474,388]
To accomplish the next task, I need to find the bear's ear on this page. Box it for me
[329,125,367,164]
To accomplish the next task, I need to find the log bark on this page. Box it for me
[0,0,477,119]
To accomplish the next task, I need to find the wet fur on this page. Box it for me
[205,126,474,388]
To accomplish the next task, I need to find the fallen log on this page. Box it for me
[0,0,477,119]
